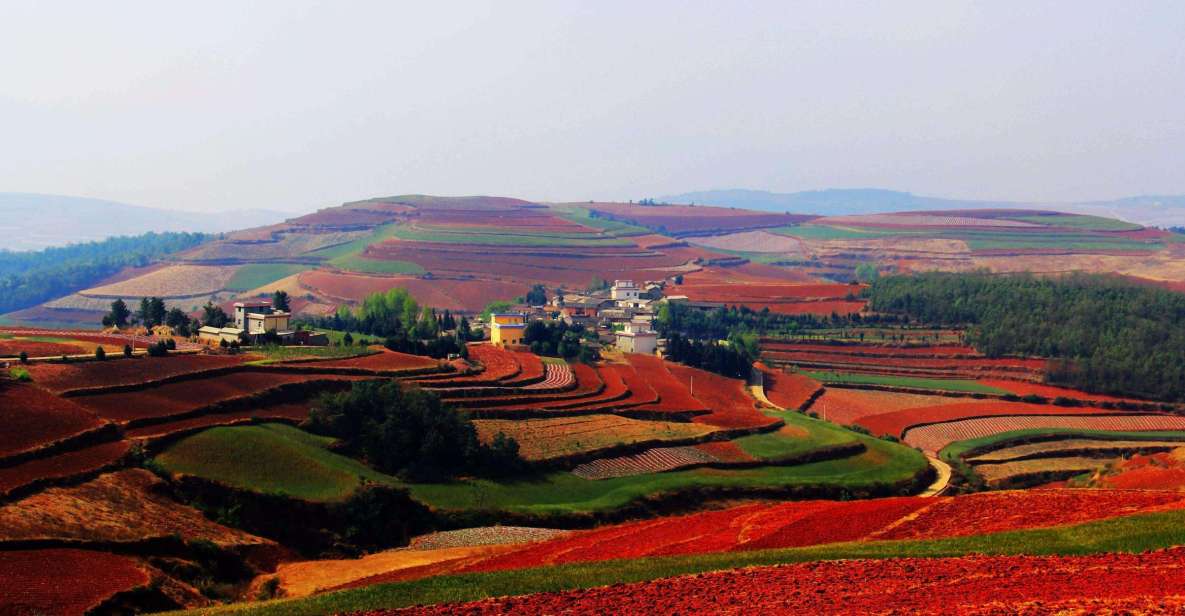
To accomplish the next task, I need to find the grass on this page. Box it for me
[1013,214,1142,231]
[802,370,1007,394]
[732,409,860,460]
[406,433,925,515]
[185,506,1185,615]
[769,224,908,240]
[308,223,402,260]
[224,264,312,292]
[554,207,650,237]
[328,253,425,275]
[965,238,1162,252]
[389,225,633,247]
[245,344,375,364]
[154,423,399,502]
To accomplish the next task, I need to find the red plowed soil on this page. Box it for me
[466,344,521,382]
[1098,449,1185,490]
[124,403,311,440]
[977,379,1134,403]
[285,350,439,372]
[626,355,708,414]
[587,202,812,235]
[499,352,545,386]
[0,548,150,616]
[763,342,980,357]
[73,372,364,424]
[27,354,249,394]
[856,401,1110,438]
[758,365,821,410]
[0,383,106,461]
[298,270,527,312]
[764,349,1044,371]
[692,440,754,463]
[0,340,85,357]
[879,489,1185,540]
[388,549,1185,615]
[0,440,131,496]
[666,364,777,430]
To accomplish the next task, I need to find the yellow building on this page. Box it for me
[490,313,527,346]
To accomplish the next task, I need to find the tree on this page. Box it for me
[458,316,472,341]
[342,331,354,346]
[122,344,133,358]
[94,346,106,360]
[525,284,548,306]
[148,297,167,327]
[165,307,192,336]
[855,263,879,283]
[18,351,28,364]
[202,302,229,328]
[272,290,291,312]
[102,299,131,328]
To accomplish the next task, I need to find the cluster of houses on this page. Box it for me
[490,280,672,355]
[197,300,310,346]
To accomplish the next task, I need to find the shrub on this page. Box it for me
[123,344,133,358]
[165,338,177,350]
[1021,394,1048,404]
[9,367,31,382]
[1052,396,1082,407]
[146,341,169,357]
[94,346,106,361]
[18,351,27,364]
[219,339,228,348]
[1001,393,1021,402]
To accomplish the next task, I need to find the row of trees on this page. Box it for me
[103,290,293,336]
[0,232,207,315]
[522,320,597,362]
[305,381,522,481]
[663,332,756,379]
[869,272,1185,400]
[299,288,473,359]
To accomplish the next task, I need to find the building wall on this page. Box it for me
[491,325,524,346]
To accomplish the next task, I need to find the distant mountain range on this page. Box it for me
[0,193,289,251]
[661,189,1185,227]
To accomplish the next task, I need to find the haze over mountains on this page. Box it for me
[663,189,1185,227]
[0,193,288,251]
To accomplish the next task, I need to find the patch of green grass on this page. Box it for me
[154,423,399,502]
[965,238,1162,252]
[328,253,425,275]
[801,371,1007,394]
[406,434,925,515]
[732,410,860,460]
[769,224,916,240]
[189,506,1185,615]
[225,264,311,292]
[390,225,632,247]
[245,345,374,364]
[1012,214,1142,231]
[554,207,649,236]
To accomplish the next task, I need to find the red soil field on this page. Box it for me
[461,364,601,411]
[539,364,634,411]
[389,548,1185,616]
[904,414,1185,453]
[1096,448,1185,490]
[977,379,1133,403]
[0,548,150,616]
[124,403,312,440]
[499,351,545,386]
[808,388,955,426]
[586,202,813,236]
[692,440,754,462]
[677,263,818,285]
[856,401,1111,438]
[625,355,708,414]
[0,440,131,497]
[669,282,860,301]
[763,349,1044,371]
[666,364,779,430]
[26,354,249,394]
[0,339,84,357]
[298,270,527,312]
[757,365,821,410]
[73,372,365,424]
[878,489,1185,541]
[0,383,106,460]
[284,350,440,372]
[762,341,981,357]
[466,344,521,382]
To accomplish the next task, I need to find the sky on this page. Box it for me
[0,1,1182,214]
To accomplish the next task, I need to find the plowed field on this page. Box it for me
[626,355,708,414]
[905,414,1185,453]
[27,354,249,394]
[856,401,1109,438]
[472,415,716,462]
[666,364,777,430]
[0,383,106,460]
[0,549,151,616]
[0,440,131,497]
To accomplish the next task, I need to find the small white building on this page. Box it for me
[611,280,640,302]
[616,317,658,355]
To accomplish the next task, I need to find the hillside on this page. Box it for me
[8,193,1185,329]
[0,193,286,251]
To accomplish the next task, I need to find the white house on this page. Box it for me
[616,316,658,355]
[611,280,640,302]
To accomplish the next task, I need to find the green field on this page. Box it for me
[187,506,1185,615]
[390,225,633,247]
[769,224,910,240]
[154,423,399,502]
[308,223,402,260]
[407,434,926,515]
[554,207,650,237]
[801,370,1007,394]
[224,264,312,292]
[245,345,375,364]
[732,409,860,461]
[1013,214,1142,231]
[328,253,425,275]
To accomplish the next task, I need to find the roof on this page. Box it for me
[617,330,657,338]
[234,300,271,308]
[491,312,528,317]
[493,323,526,329]
[198,326,222,334]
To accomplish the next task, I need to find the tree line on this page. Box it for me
[0,231,207,315]
[869,272,1185,401]
[297,288,472,359]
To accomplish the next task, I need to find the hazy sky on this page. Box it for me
[1,2,1182,213]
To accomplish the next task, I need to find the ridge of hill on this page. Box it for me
[0,193,288,251]
[661,188,1185,226]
